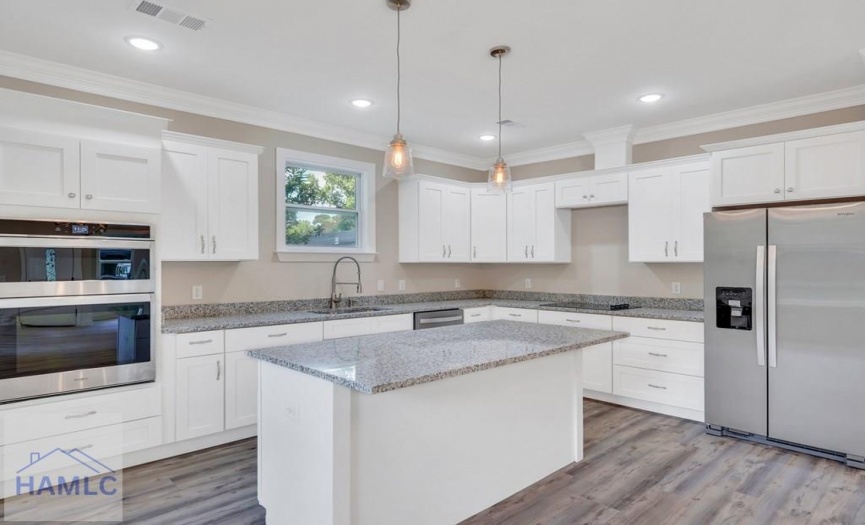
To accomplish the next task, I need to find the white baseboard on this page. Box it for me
[585,390,705,423]
[124,425,257,469]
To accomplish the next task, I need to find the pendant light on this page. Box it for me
[488,45,512,193]
[382,0,415,179]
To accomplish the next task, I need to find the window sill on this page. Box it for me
[275,251,378,263]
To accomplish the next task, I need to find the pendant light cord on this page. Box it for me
[497,51,503,159]
[396,4,402,136]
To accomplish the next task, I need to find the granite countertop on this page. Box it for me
[162,298,704,333]
[247,320,628,394]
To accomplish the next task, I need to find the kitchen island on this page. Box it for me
[249,320,628,525]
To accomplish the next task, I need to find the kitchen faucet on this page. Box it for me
[330,256,362,309]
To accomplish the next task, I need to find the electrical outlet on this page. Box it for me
[377,279,385,292]
[455,279,461,289]
[192,285,203,300]
[398,280,406,291]
[525,278,532,289]
[672,282,682,294]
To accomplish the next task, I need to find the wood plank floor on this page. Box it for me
[4,400,865,524]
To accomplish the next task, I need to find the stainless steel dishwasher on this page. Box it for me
[413,308,464,330]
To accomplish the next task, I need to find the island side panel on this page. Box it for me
[350,349,583,525]
[258,361,351,525]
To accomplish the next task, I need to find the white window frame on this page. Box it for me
[275,148,377,262]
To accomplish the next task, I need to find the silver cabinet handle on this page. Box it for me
[755,245,766,367]
[509,313,522,317]
[448,245,452,258]
[589,194,595,199]
[566,319,581,323]
[768,244,778,368]
[470,313,482,317]
[582,195,588,199]
[648,352,668,358]
[65,410,97,420]
[648,384,667,390]
[787,187,794,193]
[774,188,781,194]
[419,315,463,324]
[674,240,678,257]
[665,241,669,257]
[473,246,477,258]
[267,332,288,338]
[68,192,76,198]
[212,236,217,254]
[442,245,446,258]
[531,245,535,258]
[525,245,528,258]
[647,326,667,331]
[200,235,206,254]
[85,194,93,200]
[189,339,213,345]
[216,360,221,381]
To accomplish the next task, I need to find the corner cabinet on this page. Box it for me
[507,182,571,262]
[628,161,710,263]
[399,178,471,263]
[161,133,263,261]
[0,127,161,213]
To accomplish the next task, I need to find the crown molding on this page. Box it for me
[162,130,264,155]
[701,120,865,152]
[492,140,595,168]
[583,124,636,145]
[634,84,865,145]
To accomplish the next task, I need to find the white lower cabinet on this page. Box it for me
[463,306,492,323]
[612,366,704,412]
[225,351,259,430]
[492,307,539,323]
[537,310,613,393]
[323,314,413,339]
[176,353,225,441]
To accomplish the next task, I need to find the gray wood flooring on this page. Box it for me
[4,400,865,524]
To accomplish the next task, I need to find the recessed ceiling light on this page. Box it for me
[126,36,161,51]
[479,134,496,141]
[350,99,373,108]
[638,93,664,103]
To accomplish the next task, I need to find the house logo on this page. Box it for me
[16,447,118,497]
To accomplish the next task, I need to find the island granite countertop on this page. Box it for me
[163,298,703,334]
[247,320,628,394]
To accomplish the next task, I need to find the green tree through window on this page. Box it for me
[284,167,359,247]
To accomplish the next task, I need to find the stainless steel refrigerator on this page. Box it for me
[704,202,865,468]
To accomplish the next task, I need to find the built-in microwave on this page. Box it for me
[0,220,155,403]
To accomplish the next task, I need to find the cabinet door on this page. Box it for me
[161,141,209,260]
[225,351,258,430]
[507,187,536,261]
[710,144,784,206]
[463,306,492,323]
[628,168,674,262]
[470,188,507,262]
[444,186,471,261]
[417,181,446,261]
[176,354,224,441]
[555,177,591,208]
[583,342,613,394]
[590,172,628,206]
[784,130,865,201]
[0,128,80,209]
[80,140,161,213]
[208,148,259,260]
[673,162,711,262]
[531,183,557,261]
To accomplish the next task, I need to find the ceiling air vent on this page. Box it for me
[131,0,210,31]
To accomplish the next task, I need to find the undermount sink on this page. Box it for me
[307,306,391,315]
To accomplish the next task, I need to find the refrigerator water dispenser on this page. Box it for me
[716,287,752,330]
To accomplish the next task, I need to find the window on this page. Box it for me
[276,148,376,261]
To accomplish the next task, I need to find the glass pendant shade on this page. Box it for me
[383,133,414,179]
[487,157,512,193]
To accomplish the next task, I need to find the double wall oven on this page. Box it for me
[0,220,155,403]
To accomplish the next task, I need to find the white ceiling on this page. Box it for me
[1,0,865,165]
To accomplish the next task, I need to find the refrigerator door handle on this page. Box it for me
[755,245,766,367]
[768,244,778,368]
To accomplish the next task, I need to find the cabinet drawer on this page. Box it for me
[0,387,161,446]
[463,307,491,323]
[493,307,538,323]
[538,310,612,330]
[613,365,704,411]
[613,337,704,377]
[612,316,703,343]
[225,322,322,353]
[323,317,370,339]
[176,330,225,358]
[370,314,413,334]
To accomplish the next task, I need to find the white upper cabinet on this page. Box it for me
[470,188,507,262]
[629,161,710,263]
[708,126,865,206]
[400,178,471,263]
[507,182,571,263]
[555,171,628,208]
[161,134,262,261]
[0,128,160,213]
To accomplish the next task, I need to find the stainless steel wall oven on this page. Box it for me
[0,220,155,403]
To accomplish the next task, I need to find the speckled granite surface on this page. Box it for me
[162,291,703,333]
[248,320,628,394]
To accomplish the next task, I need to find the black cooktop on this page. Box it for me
[539,302,639,311]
